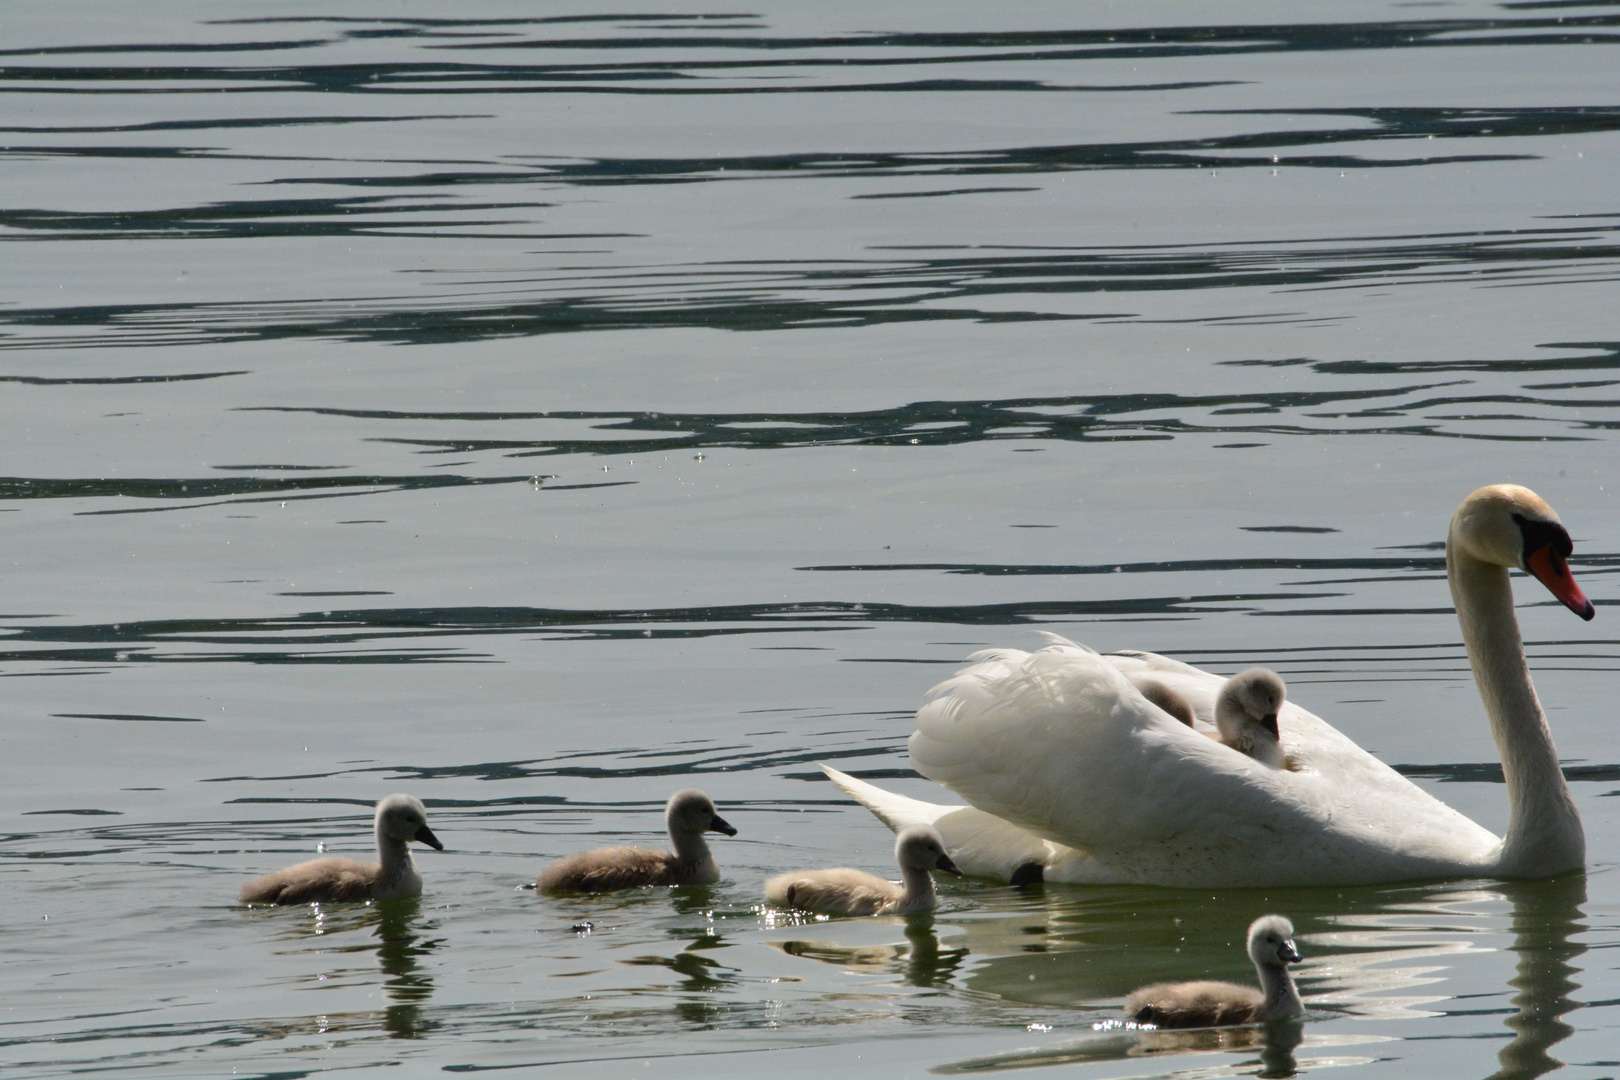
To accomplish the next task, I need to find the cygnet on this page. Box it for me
[1214,668,1287,768]
[536,789,737,892]
[1126,913,1304,1028]
[240,793,443,905]
[1135,679,1196,727]
[765,824,963,916]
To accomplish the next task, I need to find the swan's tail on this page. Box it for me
[820,765,1060,882]
[820,765,956,831]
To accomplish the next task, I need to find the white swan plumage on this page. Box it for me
[826,484,1594,887]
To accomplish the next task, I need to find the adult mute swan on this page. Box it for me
[1127,914,1304,1028]
[765,824,962,916]
[240,794,443,905]
[826,484,1594,887]
[536,789,737,892]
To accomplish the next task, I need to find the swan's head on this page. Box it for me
[1216,668,1287,744]
[666,789,738,839]
[376,793,443,850]
[1247,914,1301,969]
[1450,484,1594,620]
[896,825,963,877]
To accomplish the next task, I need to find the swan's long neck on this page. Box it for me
[670,827,715,871]
[375,823,419,888]
[898,863,938,911]
[1254,961,1302,1022]
[1448,539,1584,876]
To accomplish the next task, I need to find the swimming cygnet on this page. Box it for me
[1214,668,1287,768]
[1126,914,1304,1028]
[239,793,443,906]
[765,824,964,916]
[535,788,737,892]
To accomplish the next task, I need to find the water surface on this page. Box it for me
[4,2,1620,1077]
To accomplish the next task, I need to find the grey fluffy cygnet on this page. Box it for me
[535,789,737,892]
[1136,679,1197,727]
[1215,668,1287,768]
[765,824,963,916]
[1126,914,1305,1028]
[239,794,443,906]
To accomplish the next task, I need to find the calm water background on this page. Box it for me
[4,2,1620,1076]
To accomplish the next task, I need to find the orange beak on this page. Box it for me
[1527,545,1595,621]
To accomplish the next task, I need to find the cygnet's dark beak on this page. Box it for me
[415,824,445,851]
[709,814,738,837]
[1260,712,1280,740]
[1280,940,1302,964]
[936,852,964,877]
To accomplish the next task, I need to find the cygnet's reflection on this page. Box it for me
[934,1022,1312,1076]
[932,874,1585,1077]
[772,914,968,988]
[371,900,440,1038]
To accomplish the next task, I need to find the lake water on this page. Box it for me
[4,2,1620,1076]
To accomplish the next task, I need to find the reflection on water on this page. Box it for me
[932,876,1586,1079]
[934,1023,1341,1077]
[252,897,440,1040]
[1488,875,1587,1080]
[773,914,970,989]
[372,902,439,1039]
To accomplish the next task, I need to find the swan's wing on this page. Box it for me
[1103,650,1498,850]
[820,765,1056,880]
[911,640,1302,853]
[913,641,1501,881]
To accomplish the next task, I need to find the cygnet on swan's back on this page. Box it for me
[1126,914,1304,1028]
[765,825,963,916]
[1135,679,1196,726]
[1214,668,1287,768]
[536,789,737,892]
[240,794,443,905]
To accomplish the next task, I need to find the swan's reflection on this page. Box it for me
[932,875,1584,1077]
[258,897,441,1039]
[771,914,968,988]
[936,1022,1326,1076]
[1487,874,1585,1080]
[370,899,440,1038]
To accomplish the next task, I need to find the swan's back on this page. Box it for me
[765,867,899,916]
[1126,980,1263,1028]
[908,638,1502,886]
[240,857,383,905]
[536,847,697,892]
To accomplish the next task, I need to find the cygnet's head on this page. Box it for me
[1450,484,1593,620]
[895,825,963,876]
[376,793,444,850]
[666,789,738,838]
[1217,668,1287,743]
[1246,914,1301,969]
